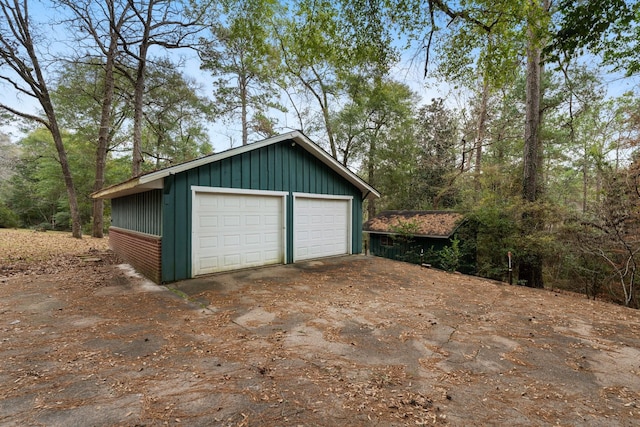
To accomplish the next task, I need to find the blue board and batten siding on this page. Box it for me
[160,140,364,283]
[111,190,163,236]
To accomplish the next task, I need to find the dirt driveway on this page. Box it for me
[1,242,640,426]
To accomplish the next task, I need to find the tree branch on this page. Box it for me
[430,0,496,33]
[0,102,47,126]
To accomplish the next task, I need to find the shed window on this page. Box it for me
[381,235,393,246]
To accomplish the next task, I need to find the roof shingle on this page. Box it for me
[363,210,463,238]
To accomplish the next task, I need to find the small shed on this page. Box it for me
[363,210,464,265]
[93,131,379,283]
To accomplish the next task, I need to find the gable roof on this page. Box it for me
[363,210,464,238]
[92,131,380,200]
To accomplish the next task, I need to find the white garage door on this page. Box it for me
[294,195,351,261]
[192,190,285,275]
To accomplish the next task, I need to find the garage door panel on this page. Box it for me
[265,198,279,207]
[245,251,261,263]
[223,254,241,267]
[224,197,241,208]
[200,197,219,207]
[199,255,219,268]
[223,215,241,227]
[223,234,241,247]
[199,215,218,227]
[245,215,261,226]
[198,236,218,249]
[245,198,261,208]
[193,192,284,275]
[264,248,280,259]
[245,233,261,245]
[295,197,350,261]
[264,231,279,243]
[264,214,278,226]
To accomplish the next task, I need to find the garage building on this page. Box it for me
[92,131,379,283]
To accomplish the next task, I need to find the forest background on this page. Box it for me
[1,0,640,307]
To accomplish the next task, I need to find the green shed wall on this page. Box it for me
[161,140,364,283]
[369,234,450,262]
[111,189,163,236]
[368,233,475,274]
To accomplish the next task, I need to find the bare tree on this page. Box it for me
[575,166,640,307]
[0,0,82,237]
[117,0,205,177]
[56,0,131,238]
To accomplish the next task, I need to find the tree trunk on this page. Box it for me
[132,54,147,176]
[323,99,337,158]
[50,117,83,238]
[0,0,81,237]
[156,134,162,168]
[518,1,545,288]
[32,32,82,238]
[367,137,377,219]
[241,72,248,146]
[92,22,119,238]
[474,74,489,189]
[92,154,106,238]
[131,5,153,177]
[310,67,337,158]
[582,151,588,213]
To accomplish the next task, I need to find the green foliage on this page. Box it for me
[389,219,421,238]
[52,59,129,148]
[3,128,98,229]
[334,78,419,212]
[433,1,527,89]
[464,202,517,280]
[567,164,640,307]
[0,132,18,182]
[439,238,461,272]
[457,157,545,282]
[0,202,19,228]
[411,98,461,209]
[549,0,636,74]
[106,156,133,188]
[379,219,472,272]
[200,0,283,145]
[5,130,65,227]
[53,212,72,231]
[385,220,422,264]
[141,60,213,169]
[275,0,399,155]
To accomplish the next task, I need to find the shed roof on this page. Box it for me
[92,131,380,200]
[363,210,464,238]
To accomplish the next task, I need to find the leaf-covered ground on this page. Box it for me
[1,229,640,426]
[0,229,110,277]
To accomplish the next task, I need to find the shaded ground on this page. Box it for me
[1,229,640,426]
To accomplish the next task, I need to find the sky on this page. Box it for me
[1,0,639,156]
[0,0,452,154]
